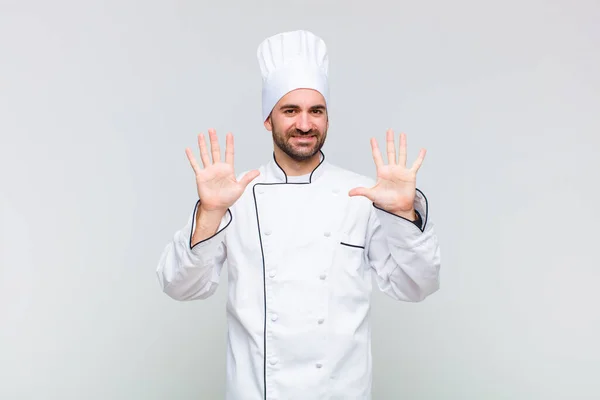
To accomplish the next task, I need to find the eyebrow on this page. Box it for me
[278,104,327,110]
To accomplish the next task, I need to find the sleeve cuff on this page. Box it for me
[372,189,430,247]
[184,199,232,255]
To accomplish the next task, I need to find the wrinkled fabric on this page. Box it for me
[156,152,441,400]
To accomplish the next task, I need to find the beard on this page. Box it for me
[271,120,327,162]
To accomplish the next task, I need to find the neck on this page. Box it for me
[273,147,322,176]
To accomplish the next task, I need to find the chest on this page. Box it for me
[222,183,371,286]
[223,181,374,333]
[233,182,369,249]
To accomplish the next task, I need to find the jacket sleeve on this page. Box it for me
[156,199,232,301]
[366,189,441,302]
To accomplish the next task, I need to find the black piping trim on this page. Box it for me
[251,186,268,400]
[372,188,429,233]
[308,150,325,183]
[340,242,365,249]
[416,187,429,231]
[272,149,325,184]
[273,152,288,184]
[188,199,233,250]
[253,150,326,399]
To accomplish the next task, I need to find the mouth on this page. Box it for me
[291,135,316,144]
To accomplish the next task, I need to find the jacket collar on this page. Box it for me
[265,150,327,184]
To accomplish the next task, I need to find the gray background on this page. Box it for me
[1,0,599,399]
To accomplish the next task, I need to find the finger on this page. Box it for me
[370,138,384,169]
[185,147,201,175]
[386,128,396,165]
[411,148,427,172]
[348,186,375,201]
[208,128,221,163]
[197,133,210,167]
[239,169,260,187]
[398,132,407,167]
[225,132,234,166]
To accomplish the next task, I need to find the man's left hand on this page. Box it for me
[348,129,426,221]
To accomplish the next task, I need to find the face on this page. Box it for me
[264,88,329,162]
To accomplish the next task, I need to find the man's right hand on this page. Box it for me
[185,128,260,243]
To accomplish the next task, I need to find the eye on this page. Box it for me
[312,109,323,114]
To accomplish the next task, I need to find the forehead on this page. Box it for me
[276,88,326,108]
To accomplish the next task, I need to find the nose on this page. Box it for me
[296,112,312,133]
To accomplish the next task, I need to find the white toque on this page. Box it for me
[256,30,330,122]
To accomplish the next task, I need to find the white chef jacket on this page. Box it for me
[156,151,441,400]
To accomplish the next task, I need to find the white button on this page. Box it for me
[269,358,278,365]
[318,318,324,324]
[257,188,264,194]
[264,230,272,236]
[316,363,323,369]
[271,314,278,322]
[269,270,276,278]
[332,188,339,194]
[320,273,327,280]
[324,231,331,237]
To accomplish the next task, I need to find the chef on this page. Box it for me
[156,29,441,400]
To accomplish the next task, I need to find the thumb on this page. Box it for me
[348,186,374,200]
[239,169,260,188]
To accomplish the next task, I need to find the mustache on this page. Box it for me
[290,129,319,136]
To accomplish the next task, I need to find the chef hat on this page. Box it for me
[257,30,329,121]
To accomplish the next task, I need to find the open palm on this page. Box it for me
[349,129,426,219]
[185,129,260,212]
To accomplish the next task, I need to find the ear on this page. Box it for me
[264,114,273,131]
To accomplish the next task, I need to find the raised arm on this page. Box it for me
[349,129,441,301]
[156,129,259,301]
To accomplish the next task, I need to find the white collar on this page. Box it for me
[264,150,327,184]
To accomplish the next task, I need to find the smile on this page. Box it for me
[291,136,316,141]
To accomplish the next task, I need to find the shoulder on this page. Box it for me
[323,161,376,187]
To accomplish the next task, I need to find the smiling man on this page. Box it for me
[270,94,327,159]
[156,30,441,400]
[267,88,328,174]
